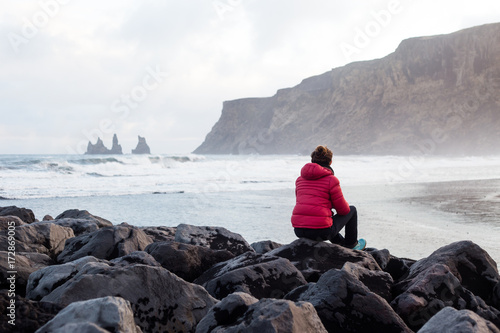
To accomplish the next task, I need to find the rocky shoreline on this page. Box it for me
[1,205,500,332]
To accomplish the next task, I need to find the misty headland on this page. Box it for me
[195,23,500,156]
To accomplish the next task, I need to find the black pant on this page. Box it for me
[294,206,358,247]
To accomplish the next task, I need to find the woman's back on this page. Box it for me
[291,162,349,229]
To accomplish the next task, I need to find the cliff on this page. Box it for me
[85,134,123,155]
[131,136,151,154]
[194,23,500,155]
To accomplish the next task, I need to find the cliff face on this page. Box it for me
[194,23,500,155]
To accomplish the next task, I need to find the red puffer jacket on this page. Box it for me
[291,163,350,229]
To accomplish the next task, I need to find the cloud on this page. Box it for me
[1,0,499,154]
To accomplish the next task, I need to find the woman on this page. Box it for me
[291,145,366,250]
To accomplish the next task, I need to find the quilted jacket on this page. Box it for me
[291,162,350,229]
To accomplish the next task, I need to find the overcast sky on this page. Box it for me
[1,0,499,154]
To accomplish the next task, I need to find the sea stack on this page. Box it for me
[110,134,123,154]
[131,136,151,154]
[85,134,123,155]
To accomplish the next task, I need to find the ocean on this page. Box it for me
[1,154,500,261]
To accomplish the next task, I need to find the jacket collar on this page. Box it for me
[300,163,333,180]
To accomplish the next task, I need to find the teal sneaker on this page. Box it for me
[351,239,367,251]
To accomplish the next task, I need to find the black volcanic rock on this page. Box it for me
[194,251,307,300]
[266,238,381,282]
[392,263,500,331]
[131,135,151,154]
[196,292,328,333]
[342,261,394,302]
[0,251,53,297]
[0,216,25,229]
[53,209,113,235]
[35,296,141,333]
[175,223,254,255]
[57,223,153,263]
[0,291,63,333]
[251,240,283,254]
[26,256,108,301]
[391,241,500,331]
[0,223,74,260]
[0,206,35,223]
[141,226,176,242]
[85,134,123,154]
[494,281,500,310]
[367,248,416,282]
[195,23,500,155]
[418,307,500,333]
[286,265,412,333]
[34,261,217,333]
[145,240,234,282]
[8,204,500,333]
[393,241,500,304]
[55,209,112,227]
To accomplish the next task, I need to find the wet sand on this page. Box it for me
[346,178,500,263]
[406,178,500,225]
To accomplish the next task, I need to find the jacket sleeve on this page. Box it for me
[329,176,350,215]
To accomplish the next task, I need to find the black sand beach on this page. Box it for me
[408,178,500,225]
[344,178,500,263]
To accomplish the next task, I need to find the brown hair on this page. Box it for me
[311,145,333,167]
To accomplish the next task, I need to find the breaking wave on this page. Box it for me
[1,153,500,199]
